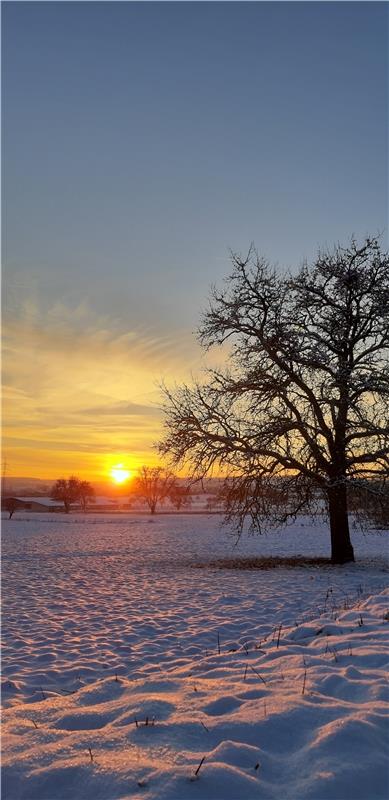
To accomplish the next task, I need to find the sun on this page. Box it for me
[110,464,132,484]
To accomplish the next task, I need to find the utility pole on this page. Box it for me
[2,459,8,498]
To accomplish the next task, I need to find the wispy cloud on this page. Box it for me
[79,402,160,417]
[3,300,200,478]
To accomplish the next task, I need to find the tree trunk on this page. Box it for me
[327,484,354,563]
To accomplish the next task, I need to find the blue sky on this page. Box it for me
[2,1,388,478]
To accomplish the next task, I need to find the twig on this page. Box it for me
[249,665,266,684]
[217,632,221,655]
[276,624,282,649]
[88,747,94,763]
[200,721,209,732]
[302,669,307,695]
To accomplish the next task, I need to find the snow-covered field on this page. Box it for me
[2,513,389,800]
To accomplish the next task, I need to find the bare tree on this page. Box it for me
[159,236,389,563]
[134,466,177,514]
[169,483,192,511]
[78,480,95,512]
[51,477,82,513]
[348,480,389,530]
[4,497,18,519]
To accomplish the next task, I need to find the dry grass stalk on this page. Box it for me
[194,756,206,776]
[250,665,266,684]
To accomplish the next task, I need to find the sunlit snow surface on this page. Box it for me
[2,514,389,800]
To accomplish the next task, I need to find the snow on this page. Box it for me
[2,513,388,799]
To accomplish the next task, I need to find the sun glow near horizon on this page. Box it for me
[110,464,133,484]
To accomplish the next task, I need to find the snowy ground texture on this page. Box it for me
[2,513,389,800]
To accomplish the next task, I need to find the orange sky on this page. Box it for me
[2,300,205,481]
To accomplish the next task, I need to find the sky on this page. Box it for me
[2,1,388,483]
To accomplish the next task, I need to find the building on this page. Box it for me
[1,496,62,512]
[2,495,121,513]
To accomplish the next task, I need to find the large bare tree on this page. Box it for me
[159,236,389,563]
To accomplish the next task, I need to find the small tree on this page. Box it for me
[4,498,18,519]
[134,466,177,514]
[159,236,389,564]
[78,480,95,512]
[51,476,81,513]
[169,483,192,511]
[348,480,389,530]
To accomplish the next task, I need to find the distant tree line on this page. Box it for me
[48,469,192,515]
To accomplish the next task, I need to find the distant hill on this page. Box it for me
[2,475,225,498]
[2,477,53,495]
